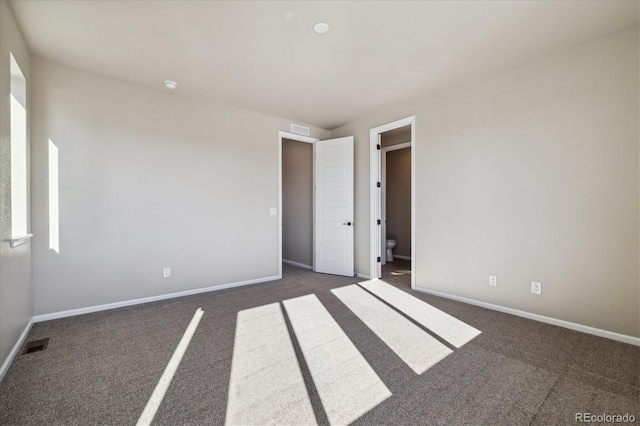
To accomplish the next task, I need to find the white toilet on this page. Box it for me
[385,239,397,262]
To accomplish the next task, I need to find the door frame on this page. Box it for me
[369,116,416,288]
[278,131,319,279]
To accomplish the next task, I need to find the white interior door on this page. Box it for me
[314,136,354,276]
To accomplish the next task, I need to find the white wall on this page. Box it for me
[331,25,639,337]
[18,13,640,340]
[0,0,33,369]
[31,59,329,315]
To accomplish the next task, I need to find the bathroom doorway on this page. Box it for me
[369,117,415,288]
[381,136,411,286]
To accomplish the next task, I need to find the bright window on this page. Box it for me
[49,140,59,253]
[10,53,28,239]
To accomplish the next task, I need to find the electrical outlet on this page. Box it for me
[163,267,171,278]
[531,281,541,295]
[489,275,497,287]
[269,208,277,216]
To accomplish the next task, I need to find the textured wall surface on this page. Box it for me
[31,59,329,315]
[331,25,639,337]
[0,0,33,369]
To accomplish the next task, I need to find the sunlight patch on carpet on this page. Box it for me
[225,303,316,425]
[360,280,481,348]
[137,308,204,426]
[332,285,453,374]
[283,294,391,425]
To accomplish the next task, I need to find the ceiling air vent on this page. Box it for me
[291,124,310,136]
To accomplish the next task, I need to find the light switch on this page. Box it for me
[270,208,277,216]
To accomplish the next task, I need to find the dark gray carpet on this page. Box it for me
[0,262,637,425]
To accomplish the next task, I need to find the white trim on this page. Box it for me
[33,275,280,322]
[370,133,379,279]
[413,287,640,346]
[393,255,412,261]
[279,131,317,144]
[312,141,317,272]
[411,122,415,290]
[278,134,282,279]
[382,142,411,153]
[282,259,312,270]
[371,133,380,279]
[278,131,319,278]
[381,145,386,266]
[0,317,34,383]
[369,116,415,285]
[9,234,33,248]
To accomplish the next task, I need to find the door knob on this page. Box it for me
[342,222,352,226]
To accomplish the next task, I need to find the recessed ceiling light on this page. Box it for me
[313,22,329,34]
[164,80,177,90]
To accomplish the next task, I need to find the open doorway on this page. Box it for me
[370,117,415,289]
[279,131,356,278]
[381,129,412,286]
[279,132,317,277]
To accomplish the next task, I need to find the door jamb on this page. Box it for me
[278,131,319,279]
[369,117,415,288]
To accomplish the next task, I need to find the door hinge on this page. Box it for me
[377,182,381,188]
[377,257,381,263]
[376,144,381,150]
[377,219,381,225]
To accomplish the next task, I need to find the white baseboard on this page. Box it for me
[0,317,34,383]
[282,259,312,270]
[413,287,640,347]
[393,255,411,261]
[33,275,281,323]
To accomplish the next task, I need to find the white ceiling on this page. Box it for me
[9,1,639,130]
